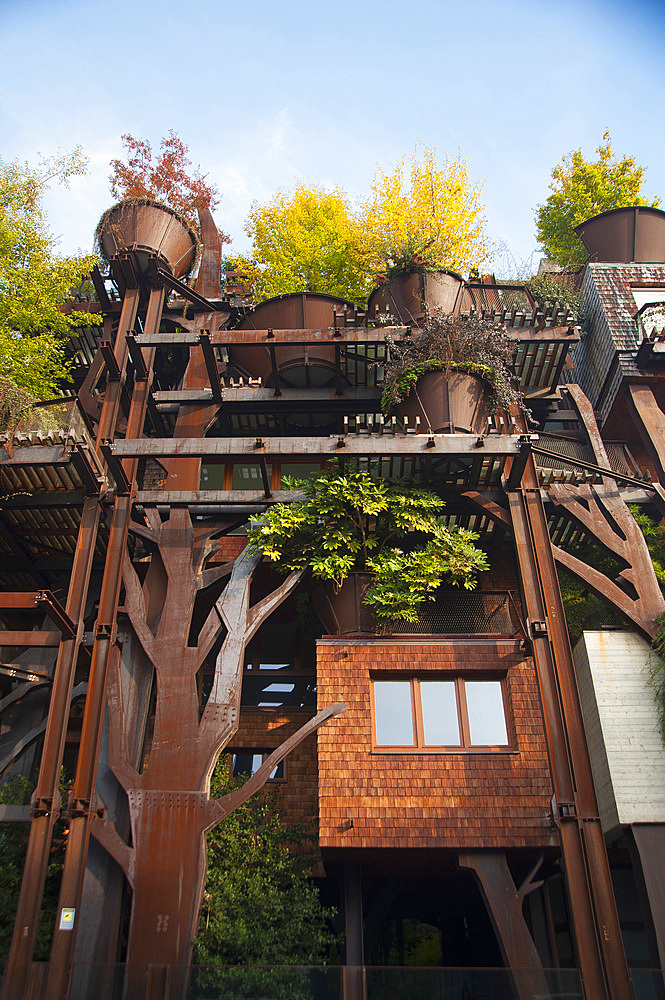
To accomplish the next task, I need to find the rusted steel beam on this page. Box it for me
[2,496,101,1000]
[112,433,522,459]
[152,385,381,407]
[0,631,63,647]
[44,287,164,1000]
[136,325,578,347]
[0,591,75,636]
[199,331,223,404]
[0,805,31,822]
[509,459,634,1000]
[135,489,304,505]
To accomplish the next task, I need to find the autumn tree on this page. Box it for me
[535,131,661,269]
[0,150,99,404]
[360,145,493,281]
[109,131,222,229]
[244,185,368,302]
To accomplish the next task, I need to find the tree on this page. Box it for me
[0,151,99,402]
[361,145,493,280]
[243,147,492,302]
[109,131,222,230]
[192,759,335,998]
[246,471,488,622]
[535,131,661,269]
[244,185,368,302]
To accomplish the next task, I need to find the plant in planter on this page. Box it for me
[380,312,523,418]
[246,470,488,624]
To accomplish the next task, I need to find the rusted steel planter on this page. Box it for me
[393,369,491,434]
[96,199,198,278]
[312,573,377,635]
[233,292,356,386]
[368,269,464,325]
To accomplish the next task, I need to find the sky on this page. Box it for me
[1,0,664,276]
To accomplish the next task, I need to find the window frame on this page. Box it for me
[228,749,287,783]
[371,675,512,753]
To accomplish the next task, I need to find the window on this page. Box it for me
[230,751,285,781]
[372,677,509,749]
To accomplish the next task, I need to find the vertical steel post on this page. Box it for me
[1,497,101,1000]
[43,285,163,1000]
[509,458,634,1000]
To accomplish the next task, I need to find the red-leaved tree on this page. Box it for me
[109,131,223,230]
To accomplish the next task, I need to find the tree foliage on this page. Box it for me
[109,131,223,230]
[247,471,488,622]
[244,186,368,302]
[0,151,98,399]
[243,146,491,301]
[535,132,661,269]
[193,759,335,992]
[362,145,493,281]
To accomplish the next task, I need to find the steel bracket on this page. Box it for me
[94,622,118,644]
[31,797,56,818]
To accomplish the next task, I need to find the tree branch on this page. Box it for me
[121,550,156,662]
[106,645,140,792]
[206,701,345,831]
[90,814,135,887]
[247,567,304,637]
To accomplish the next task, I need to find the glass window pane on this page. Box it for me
[374,681,414,745]
[420,681,460,745]
[232,753,262,777]
[231,462,272,490]
[465,681,508,745]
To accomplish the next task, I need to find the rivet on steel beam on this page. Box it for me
[266,328,275,339]
[336,437,345,449]
[254,438,265,449]
[475,436,485,448]
[426,436,435,448]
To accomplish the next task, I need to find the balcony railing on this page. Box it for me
[387,591,522,636]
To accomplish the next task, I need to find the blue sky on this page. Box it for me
[1,0,663,275]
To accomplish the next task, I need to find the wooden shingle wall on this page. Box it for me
[232,708,318,829]
[317,639,557,850]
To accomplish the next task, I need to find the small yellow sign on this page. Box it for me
[59,907,75,931]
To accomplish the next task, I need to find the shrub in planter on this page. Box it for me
[246,471,489,624]
[381,313,523,417]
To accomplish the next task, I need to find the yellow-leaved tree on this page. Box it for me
[361,146,493,282]
[244,185,369,302]
[243,147,492,302]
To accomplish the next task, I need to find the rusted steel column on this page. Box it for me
[44,286,164,1000]
[509,460,634,1000]
[1,497,101,1000]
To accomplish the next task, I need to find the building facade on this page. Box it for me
[1,202,665,999]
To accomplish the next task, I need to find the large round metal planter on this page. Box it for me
[368,270,464,325]
[97,200,198,278]
[233,292,356,388]
[312,573,377,635]
[393,369,491,434]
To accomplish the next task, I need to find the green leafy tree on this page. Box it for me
[535,132,661,269]
[244,185,368,302]
[0,150,99,403]
[193,759,336,998]
[247,471,488,622]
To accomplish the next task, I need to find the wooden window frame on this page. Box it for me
[371,676,512,753]
[227,750,286,783]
